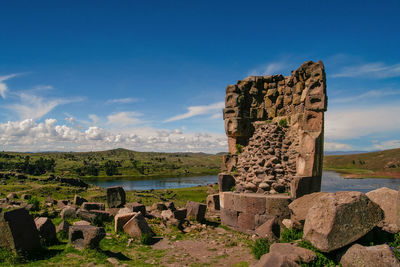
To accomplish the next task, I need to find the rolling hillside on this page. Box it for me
[324,148,400,178]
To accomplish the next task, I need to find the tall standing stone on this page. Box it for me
[107,186,126,208]
[0,208,41,253]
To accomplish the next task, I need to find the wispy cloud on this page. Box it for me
[324,142,353,151]
[106,98,139,104]
[249,61,292,76]
[164,102,224,123]
[372,140,400,150]
[332,62,400,78]
[331,89,400,104]
[325,105,400,140]
[6,92,84,120]
[0,73,20,99]
[107,111,142,127]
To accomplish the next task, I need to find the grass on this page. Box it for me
[0,148,222,180]
[251,238,270,260]
[280,228,303,243]
[324,148,400,178]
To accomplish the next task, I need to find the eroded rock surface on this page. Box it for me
[340,244,400,267]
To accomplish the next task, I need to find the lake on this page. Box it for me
[88,171,400,192]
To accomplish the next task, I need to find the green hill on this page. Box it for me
[323,148,400,178]
[0,148,222,180]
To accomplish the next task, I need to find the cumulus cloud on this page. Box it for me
[0,73,19,99]
[325,105,400,140]
[332,62,400,78]
[0,119,227,153]
[164,102,224,123]
[106,98,139,104]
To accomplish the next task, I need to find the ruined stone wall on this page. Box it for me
[221,61,327,198]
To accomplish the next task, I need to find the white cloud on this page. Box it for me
[331,89,400,104]
[0,73,19,99]
[249,61,291,76]
[325,105,400,140]
[372,140,400,150]
[5,92,83,120]
[107,112,142,127]
[106,98,139,104]
[0,118,227,153]
[88,114,100,124]
[164,102,224,123]
[332,62,400,78]
[324,142,353,151]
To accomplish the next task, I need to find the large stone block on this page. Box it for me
[125,202,146,215]
[69,225,105,249]
[288,192,328,228]
[220,208,238,228]
[303,191,384,252]
[123,213,153,238]
[114,212,137,232]
[290,176,321,199]
[186,201,206,222]
[107,186,126,208]
[340,244,400,267]
[206,194,220,211]
[35,217,57,245]
[218,173,236,192]
[0,208,41,253]
[81,202,105,211]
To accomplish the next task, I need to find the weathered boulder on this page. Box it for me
[90,210,113,222]
[366,187,398,233]
[107,186,126,208]
[125,202,146,215]
[165,201,176,211]
[269,243,316,264]
[7,192,18,199]
[57,200,70,209]
[161,209,187,221]
[73,220,91,226]
[303,191,384,252]
[118,207,133,215]
[0,208,41,253]
[255,252,300,267]
[69,225,105,249]
[81,202,105,211]
[255,216,280,242]
[340,244,400,267]
[76,209,97,223]
[206,194,220,211]
[186,201,207,222]
[114,212,137,232]
[73,195,87,206]
[60,206,77,220]
[123,212,153,238]
[35,217,57,244]
[288,192,327,229]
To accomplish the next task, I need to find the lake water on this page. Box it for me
[88,171,400,192]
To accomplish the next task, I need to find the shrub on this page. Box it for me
[235,144,243,154]
[140,233,153,245]
[389,232,400,260]
[280,228,303,243]
[251,238,270,260]
[297,240,337,267]
[27,196,41,212]
[279,118,288,128]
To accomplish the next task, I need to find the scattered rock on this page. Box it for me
[303,191,384,252]
[35,217,57,244]
[288,192,327,229]
[69,225,105,249]
[73,195,88,206]
[0,208,41,254]
[56,220,71,234]
[114,212,137,232]
[123,212,153,239]
[73,220,91,226]
[269,243,316,264]
[60,206,77,220]
[255,216,280,242]
[21,194,31,200]
[152,202,167,211]
[107,186,126,208]
[186,201,207,222]
[125,202,146,215]
[255,252,300,267]
[81,202,105,211]
[340,244,400,267]
[366,187,398,233]
[7,192,18,199]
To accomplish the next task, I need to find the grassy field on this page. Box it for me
[324,148,400,178]
[0,148,222,180]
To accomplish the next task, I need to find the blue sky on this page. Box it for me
[0,0,399,153]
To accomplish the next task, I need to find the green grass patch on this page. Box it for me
[251,238,270,260]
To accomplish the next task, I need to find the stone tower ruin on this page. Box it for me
[219,61,327,233]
